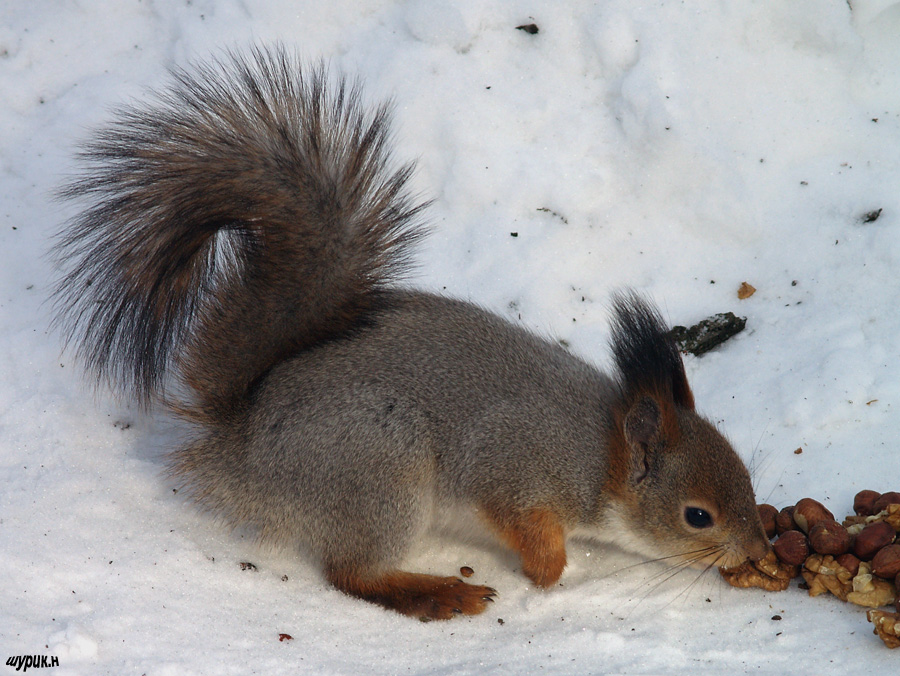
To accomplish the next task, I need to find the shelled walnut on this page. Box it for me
[867,610,900,649]
[847,562,897,608]
[802,554,853,601]
[719,550,797,591]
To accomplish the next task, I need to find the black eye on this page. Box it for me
[684,507,713,529]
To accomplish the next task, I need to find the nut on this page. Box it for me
[874,491,900,514]
[842,514,868,529]
[757,504,778,539]
[854,521,896,560]
[854,490,882,517]
[867,609,900,649]
[836,553,862,577]
[801,554,853,602]
[872,544,900,580]
[753,549,800,582]
[459,566,474,578]
[896,572,900,612]
[773,530,809,566]
[792,497,835,533]
[720,550,797,591]
[737,282,756,299]
[775,505,796,536]
[808,519,851,556]
[885,504,900,531]
[847,562,897,608]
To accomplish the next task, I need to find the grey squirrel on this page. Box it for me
[52,46,769,620]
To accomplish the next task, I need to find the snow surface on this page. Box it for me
[2,0,900,673]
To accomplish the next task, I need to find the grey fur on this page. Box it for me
[173,291,617,571]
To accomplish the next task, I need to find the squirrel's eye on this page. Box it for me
[684,507,713,529]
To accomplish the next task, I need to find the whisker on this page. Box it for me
[654,551,730,613]
[594,545,723,581]
[619,545,725,618]
[745,422,781,504]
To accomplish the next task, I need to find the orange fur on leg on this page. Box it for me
[326,569,497,620]
[486,508,568,588]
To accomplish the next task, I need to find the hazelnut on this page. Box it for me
[774,530,809,566]
[836,553,861,577]
[792,497,835,533]
[874,491,900,514]
[872,544,900,580]
[757,504,778,539]
[775,505,796,536]
[854,489,882,517]
[854,521,896,560]
[808,519,851,556]
[896,572,900,612]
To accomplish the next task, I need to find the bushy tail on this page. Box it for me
[52,46,427,418]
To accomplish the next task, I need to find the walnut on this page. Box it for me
[842,515,868,530]
[884,504,900,531]
[847,504,900,530]
[720,551,796,592]
[801,554,853,602]
[848,570,897,608]
[867,609,900,649]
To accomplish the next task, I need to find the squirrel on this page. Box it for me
[52,46,770,620]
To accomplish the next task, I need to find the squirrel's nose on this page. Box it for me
[746,534,772,563]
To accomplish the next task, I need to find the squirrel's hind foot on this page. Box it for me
[327,569,497,620]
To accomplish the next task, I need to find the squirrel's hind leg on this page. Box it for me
[318,482,498,619]
[325,569,496,620]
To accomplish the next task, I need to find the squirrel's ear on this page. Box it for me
[622,397,661,484]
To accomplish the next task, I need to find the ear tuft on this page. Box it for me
[609,290,695,411]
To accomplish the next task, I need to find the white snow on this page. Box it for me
[2,0,899,673]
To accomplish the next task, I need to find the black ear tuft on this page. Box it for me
[609,290,695,410]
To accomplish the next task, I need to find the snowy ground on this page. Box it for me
[2,0,900,673]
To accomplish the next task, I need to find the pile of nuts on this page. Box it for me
[720,489,900,649]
